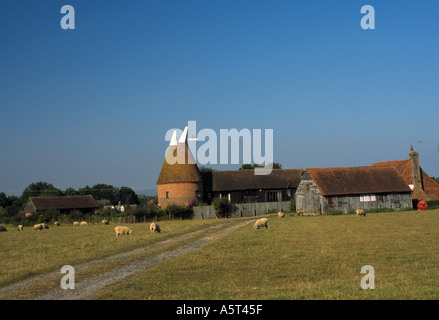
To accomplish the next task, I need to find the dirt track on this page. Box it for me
[0,219,254,300]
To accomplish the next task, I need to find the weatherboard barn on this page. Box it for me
[295,166,413,215]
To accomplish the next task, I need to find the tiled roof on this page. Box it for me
[29,195,98,210]
[372,159,439,200]
[202,169,302,192]
[157,142,202,184]
[307,166,412,196]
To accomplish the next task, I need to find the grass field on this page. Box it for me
[0,219,222,288]
[1,210,439,300]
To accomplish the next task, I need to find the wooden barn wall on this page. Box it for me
[295,178,325,215]
[326,193,412,213]
[296,177,413,215]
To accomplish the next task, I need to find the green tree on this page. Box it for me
[65,187,78,196]
[21,182,64,201]
[0,192,8,208]
[239,163,262,170]
[116,187,140,205]
[212,197,231,218]
[271,162,282,169]
[78,184,117,203]
[239,162,282,170]
[91,184,118,202]
[165,204,193,219]
[199,166,215,173]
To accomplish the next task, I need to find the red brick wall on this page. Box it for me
[157,182,203,208]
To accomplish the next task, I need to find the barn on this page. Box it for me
[295,166,413,215]
[372,146,439,203]
[24,195,99,215]
[201,169,301,204]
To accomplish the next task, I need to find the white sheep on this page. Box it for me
[17,225,23,231]
[277,211,285,218]
[33,224,43,231]
[54,221,61,226]
[101,220,110,225]
[356,209,366,217]
[254,218,269,229]
[73,221,80,226]
[150,222,161,234]
[115,226,134,238]
[80,221,88,226]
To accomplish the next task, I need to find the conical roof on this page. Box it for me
[157,127,202,185]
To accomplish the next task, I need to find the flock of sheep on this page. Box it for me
[114,222,161,237]
[0,220,162,238]
[253,211,284,230]
[0,210,366,234]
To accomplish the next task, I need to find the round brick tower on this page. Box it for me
[157,126,203,208]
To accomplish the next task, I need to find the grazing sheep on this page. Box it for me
[101,220,110,225]
[150,222,161,233]
[356,209,366,217]
[42,223,49,229]
[73,221,80,226]
[115,226,134,238]
[80,221,88,226]
[254,218,269,229]
[0,225,7,232]
[33,224,43,231]
[17,225,23,231]
[54,221,61,226]
[277,211,285,218]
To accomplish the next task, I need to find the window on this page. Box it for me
[305,183,311,194]
[166,192,169,199]
[327,197,334,205]
[195,190,201,198]
[267,190,282,202]
[360,194,376,202]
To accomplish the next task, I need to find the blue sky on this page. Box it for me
[1,0,438,195]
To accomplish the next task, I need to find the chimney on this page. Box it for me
[409,146,426,199]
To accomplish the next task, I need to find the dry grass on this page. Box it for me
[0,219,221,288]
[93,210,439,300]
[2,210,439,300]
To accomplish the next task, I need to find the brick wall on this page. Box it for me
[157,182,203,208]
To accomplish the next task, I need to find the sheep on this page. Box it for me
[80,221,88,226]
[356,209,366,217]
[42,223,49,229]
[277,211,285,218]
[33,224,43,231]
[101,220,110,225]
[115,226,134,238]
[17,225,23,231]
[54,221,61,226]
[73,221,80,226]
[150,222,161,234]
[0,225,7,232]
[254,218,269,229]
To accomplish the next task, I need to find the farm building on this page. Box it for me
[157,126,203,208]
[296,166,413,215]
[157,126,302,208]
[24,195,99,215]
[201,169,301,204]
[372,146,439,203]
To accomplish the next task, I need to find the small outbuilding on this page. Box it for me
[372,146,439,204]
[24,195,99,215]
[295,166,413,215]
